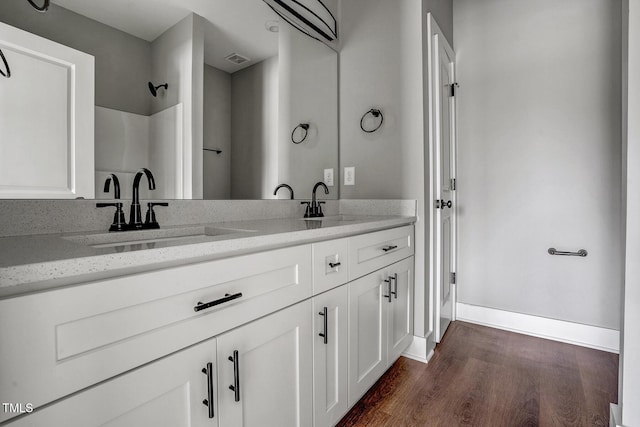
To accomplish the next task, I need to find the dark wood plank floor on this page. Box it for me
[338,321,618,427]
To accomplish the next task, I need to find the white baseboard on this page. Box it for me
[456,303,619,353]
[402,335,430,363]
[610,403,624,427]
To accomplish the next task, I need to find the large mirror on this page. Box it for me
[0,0,338,200]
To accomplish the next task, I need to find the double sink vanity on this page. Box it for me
[0,203,416,427]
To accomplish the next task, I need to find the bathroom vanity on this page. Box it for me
[0,214,415,426]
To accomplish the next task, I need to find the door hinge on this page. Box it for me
[450,272,456,285]
[450,82,459,97]
[451,178,456,190]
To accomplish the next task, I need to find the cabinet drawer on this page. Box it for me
[348,225,414,280]
[312,238,348,294]
[0,244,311,424]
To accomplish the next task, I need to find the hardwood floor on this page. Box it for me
[337,321,618,427]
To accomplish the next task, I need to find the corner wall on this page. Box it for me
[454,0,622,329]
[339,0,453,339]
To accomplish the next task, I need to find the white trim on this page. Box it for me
[456,303,620,353]
[402,335,429,363]
[610,403,624,427]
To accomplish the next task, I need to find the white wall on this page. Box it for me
[278,25,339,199]
[339,0,453,340]
[230,57,279,199]
[203,65,231,200]
[621,0,640,424]
[454,0,622,329]
[95,105,182,200]
[151,13,204,199]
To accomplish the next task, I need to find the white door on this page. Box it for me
[433,27,457,343]
[5,338,218,427]
[0,22,94,199]
[348,269,388,406]
[216,300,313,427]
[312,285,348,427]
[387,257,414,362]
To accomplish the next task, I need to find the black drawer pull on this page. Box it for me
[382,245,398,252]
[194,292,243,312]
[201,362,215,418]
[318,307,328,344]
[228,350,240,402]
[383,278,393,303]
[328,261,341,269]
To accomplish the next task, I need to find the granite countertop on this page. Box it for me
[0,214,416,298]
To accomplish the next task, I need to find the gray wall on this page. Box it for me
[0,0,151,115]
[230,57,279,199]
[339,0,454,339]
[203,65,231,200]
[454,0,622,329]
[278,25,338,199]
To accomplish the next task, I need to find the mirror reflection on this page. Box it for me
[0,0,338,200]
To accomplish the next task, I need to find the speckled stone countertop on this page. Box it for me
[0,215,415,298]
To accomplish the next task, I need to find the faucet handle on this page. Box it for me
[96,202,127,232]
[317,201,326,217]
[300,201,311,218]
[144,202,169,229]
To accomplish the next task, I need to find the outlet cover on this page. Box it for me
[324,168,334,186]
[344,167,355,186]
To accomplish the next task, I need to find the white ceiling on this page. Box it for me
[51,0,279,73]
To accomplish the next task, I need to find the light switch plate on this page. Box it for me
[324,168,334,186]
[344,167,355,186]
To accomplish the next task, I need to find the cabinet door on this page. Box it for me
[387,257,414,363]
[313,285,348,427]
[5,339,218,427]
[217,300,313,427]
[348,269,389,406]
[0,22,94,199]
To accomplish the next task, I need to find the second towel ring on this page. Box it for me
[292,123,310,144]
[0,49,10,78]
[360,108,384,133]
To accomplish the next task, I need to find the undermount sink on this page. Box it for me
[62,225,255,249]
[300,215,362,222]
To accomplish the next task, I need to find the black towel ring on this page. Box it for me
[291,123,310,144]
[27,0,49,12]
[360,109,384,133]
[0,49,10,78]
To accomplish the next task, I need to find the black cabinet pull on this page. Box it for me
[328,261,341,269]
[391,273,398,299]
[318,307,328,344]
[383,278,393,303]
[0,48,10,78]
[201,362,215,418]
[382,245,398,252]
[194,292,242,312]
[228,350,240,402]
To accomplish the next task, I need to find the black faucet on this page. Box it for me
[129,168,156,229]
[303,182,329,218]
[96,174,127,231]
[274,183,294,199]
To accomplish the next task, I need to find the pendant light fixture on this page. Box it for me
[262,0,337,43]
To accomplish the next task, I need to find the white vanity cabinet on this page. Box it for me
[5,338,219,427]
[348,255,414,406]
[0,22,94,199]
[216,300,313,427]
[312,285,349,427]
[1,222,416,426]
[0,244,312,424]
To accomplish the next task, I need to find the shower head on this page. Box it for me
[148,82,168,97]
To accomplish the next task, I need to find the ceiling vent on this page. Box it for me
[225,53,250,65]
